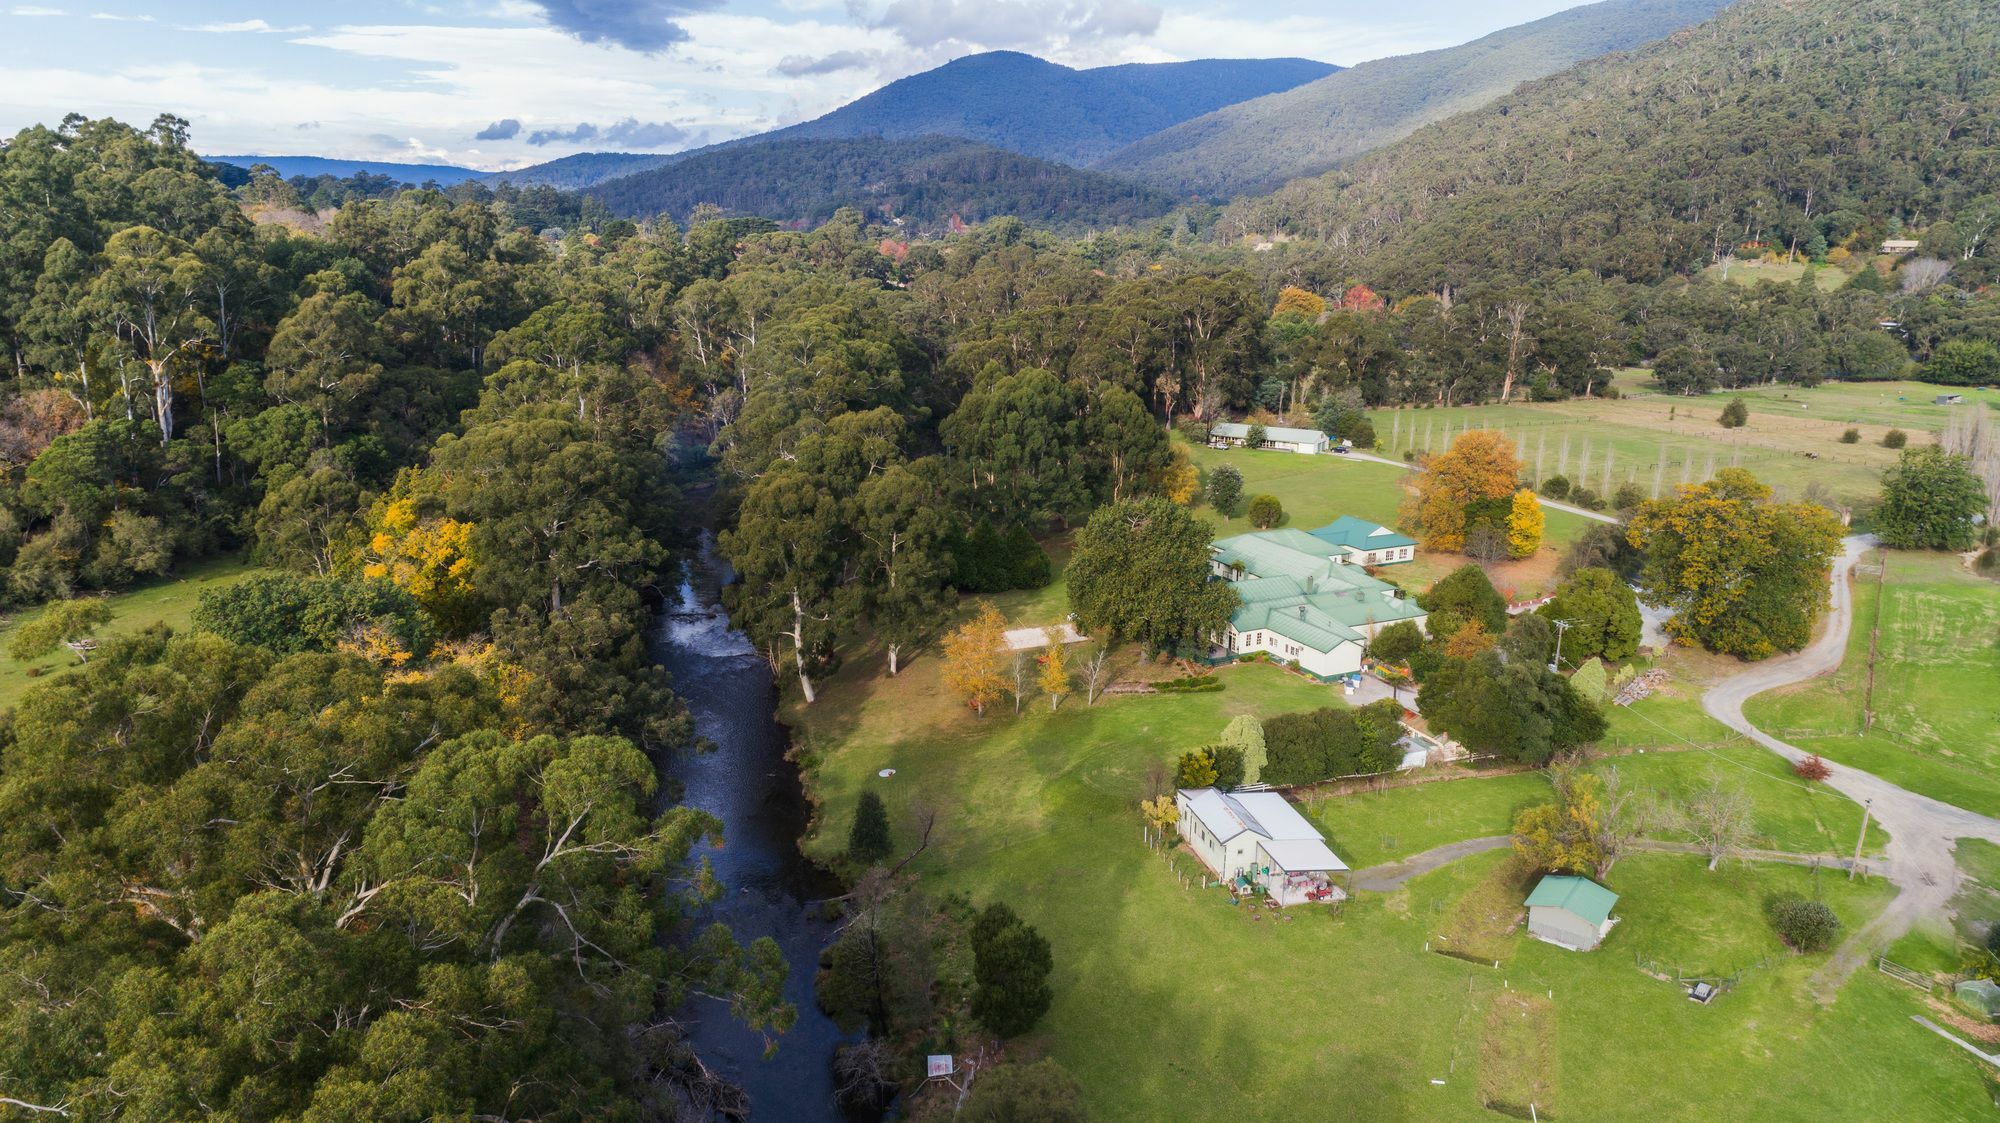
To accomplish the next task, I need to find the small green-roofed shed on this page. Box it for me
[1525,875,1620,950]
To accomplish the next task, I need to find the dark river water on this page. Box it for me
[652,536,854,1120]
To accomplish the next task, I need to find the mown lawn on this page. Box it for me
[0,557,272,711]
[792,643,1988,1119]
[1745,551,2000,817]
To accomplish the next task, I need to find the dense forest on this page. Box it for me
[583,135,1182,232]
[1098,0,1727,198]
[1,44,1998,1103]
[1220,0,2000,293]
[0,114,798,1118]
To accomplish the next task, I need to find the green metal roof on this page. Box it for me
[1211,422,1328,446]
[1525,876,1619,926]
[1310,515,1418,553]
[1214,529,1425,652]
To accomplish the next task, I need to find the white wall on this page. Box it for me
[1224,625,1362,678]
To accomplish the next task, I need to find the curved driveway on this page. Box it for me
[1701,535,2000,994]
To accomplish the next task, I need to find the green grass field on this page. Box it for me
[1745,551,2000,817]
[1701,258,1852,291]
[0,557,272,711]
[1352,380,1997,509]
[792,643,1988,1119]
[1307,742,1882,871]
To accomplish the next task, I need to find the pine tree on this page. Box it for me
[848,790,893,865]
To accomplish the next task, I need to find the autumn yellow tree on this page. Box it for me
[943,601,1010,717]
[361,495,480,632]
[1401,429,1524,552]
[1038,630,1071,710]
[1506,488,1544,559]
[1272,286,1326,320]
[1155,444,1200,505]
[1141,794,1179,835]
[1443,618,1495,659]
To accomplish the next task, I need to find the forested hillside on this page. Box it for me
[740,51,1337,166]
[481,150,678,190]
[207,154,484,186]
[584,135,1180,230]
[487,51,1335,191]
[1098,0,1729,198]
[1222,0,2000,292]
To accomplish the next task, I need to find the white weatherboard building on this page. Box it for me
[1209,524,1427,680]
[1209,422,1329,454]
[1176,787,1347,905]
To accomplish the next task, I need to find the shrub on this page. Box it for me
[971,903,1054,1037]
[1366,620,1424,666]
[1839,428,1861,444]
[1208,743,1246,789]
[1155,675,1223,693]
[1247,494,1283,528]
[1206,463,1243,515]
[1175,417,1209,444]
[1793,754,1832,784]
[1881,429,1908,449]
[961,1060,1085,1123]
[847,791,893,865]
[1175,748,1219,788]
[1539,475,1572,500]
[1612,483,1646,511]
[1719,397,1749,428]
[949,522,1053,593]
[194,574,436,661]
[1768,896,1841,953]
[1568,487,1604,511]
[1245,422,1267,449]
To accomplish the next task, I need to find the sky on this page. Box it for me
[0,0,1594,170]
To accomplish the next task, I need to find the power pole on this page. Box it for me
[1850,798,1872,880]
[1549,619,1574,674]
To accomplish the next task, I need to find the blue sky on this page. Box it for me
[2,1,1594,170]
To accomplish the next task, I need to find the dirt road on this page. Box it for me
[1701,535,2000,996]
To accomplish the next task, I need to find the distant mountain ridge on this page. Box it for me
[583,135,1178,231]
[1096,0,1733,198]
[205,155,485,186]
[1225,0,2000,289]
[486,51,1337,189]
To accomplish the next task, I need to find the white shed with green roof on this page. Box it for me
[1525,875,1619,951]
[1209,422,1329,454]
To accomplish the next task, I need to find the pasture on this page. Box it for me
[1744,550,2000,817]
[1361,380,1997,508]
[0,557,272,711]
[791,647,1991,1120]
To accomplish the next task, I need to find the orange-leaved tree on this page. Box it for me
[1402,429,1524,552]
[1272,286,1326,320]
[943,601,1010,717]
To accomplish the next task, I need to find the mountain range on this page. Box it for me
[1094,0,1734,198]
[1226,0,2000,289]
[205,155,485,185]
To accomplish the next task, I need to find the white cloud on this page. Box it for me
[90,11,151,20]
[11,5,65,15]
[184,19,312,34]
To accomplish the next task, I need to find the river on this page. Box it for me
[652,535,855,1120]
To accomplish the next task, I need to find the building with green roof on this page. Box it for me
[1308,516,1418,566]
[1208,526,1427,680]
[1525,875,1620,950]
